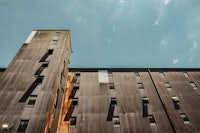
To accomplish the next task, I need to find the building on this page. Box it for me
[0,30,200,133]
[0,30,71,133]
[57,68,200,133]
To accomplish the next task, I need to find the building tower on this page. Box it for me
[0,30,71,133]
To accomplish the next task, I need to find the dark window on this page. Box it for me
[19,76,44,102]
[172,97,180,110]
[34,62,49,76]
[70,117,76,127]
[17,120,29,133]
[39,49,53,62]
[27,95,37,106]
[69,86,79,99]
[108,71,113,76]
[107,98,117,121]
[109,83,115,89]
[138,83,144,90]
[180,113,190,124]
[134,72,139,76]
[75,72,80,76]
[72,98,78,106]
[148,115,156,125]
[142,97,149,117]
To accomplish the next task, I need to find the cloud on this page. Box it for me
[164,0,170,5]
[160,39,168,46]
[189,57,194,61]
[173,59,178,64]
[193,41,198,48]
[153,0,171,26]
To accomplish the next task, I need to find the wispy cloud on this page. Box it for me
[173,59,178,64]
[193,41,198,48]
[153,0,171,26]
[160,39,168,46]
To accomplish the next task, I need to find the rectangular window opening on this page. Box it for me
[35,76,44,84]
[148,115,156,125]
[108,71,113,76]
[113,116,120,127]
[138,83,144,90]
[51,40,58,45]
[159,72,165,77]
[72,98,78,106]
[142,97,149,117]
[134,72,139,77]
[180,113,190,124]
[70,117,76,127]
[172,96,180,110]
[55,32,60,36]
[17,120,29,133]
[48,49,54,54]
[109,83,115,89]
[27,95,37,106]
[107,98,117,121]
[75,72,80,76]
[39,49,53,62]
[69,86,79,99]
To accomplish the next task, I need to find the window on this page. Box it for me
[109,83,115,89]
[107,98,117,121]
[164,82,171,90]
[113,116,120,127]
[138,83,144,90]
[27,95,37,106]
[39,49,54,62]
[55,32,60,36]
[148,115,156,125]
[70,117,76,127]
[51,40,58,45]
[142,97,149,117]
[72,98,78,106]
[180,113,190,124]
[75,72,80,76]
[134,72,139,77]
[69,86,79,99]
[17,120,29,133]
[159,72,165,77]
[108,71,113,76]
[172,96,180,110]
[190,82,198,89]
[34,62,49,76]
[35,76,44,84]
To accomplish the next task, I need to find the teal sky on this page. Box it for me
[0,0,200,68]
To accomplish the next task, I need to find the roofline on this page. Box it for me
[33,29,70,31]
[69,68,200,72]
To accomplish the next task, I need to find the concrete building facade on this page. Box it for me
[0,30,71,133]
[0,30,200,133]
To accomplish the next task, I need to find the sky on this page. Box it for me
[0,0,200,68]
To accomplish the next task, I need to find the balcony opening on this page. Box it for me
[27,95,37,106]
[70,117,76,127]
[148,115,156,125]
[107,98,117,121]
[113,116,120,127]
[142,97,149,117]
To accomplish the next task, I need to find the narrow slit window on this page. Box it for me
[107,98,117,121]
[51,40,58,45]
[70,117,76,127]
[19,76,44,102]
[190,82,198,89]
[148,115,156,125]
[113,116,120,127]
[34,62,49,76]
[39,49,54,62]
[172,96,180,110]
[138,83,144,90]
[142,97,149,117]
[180,113,190,124]
[27,95,37,106]
[159,72,165,77]
[17,120,29,133]
[69,86,79,99]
